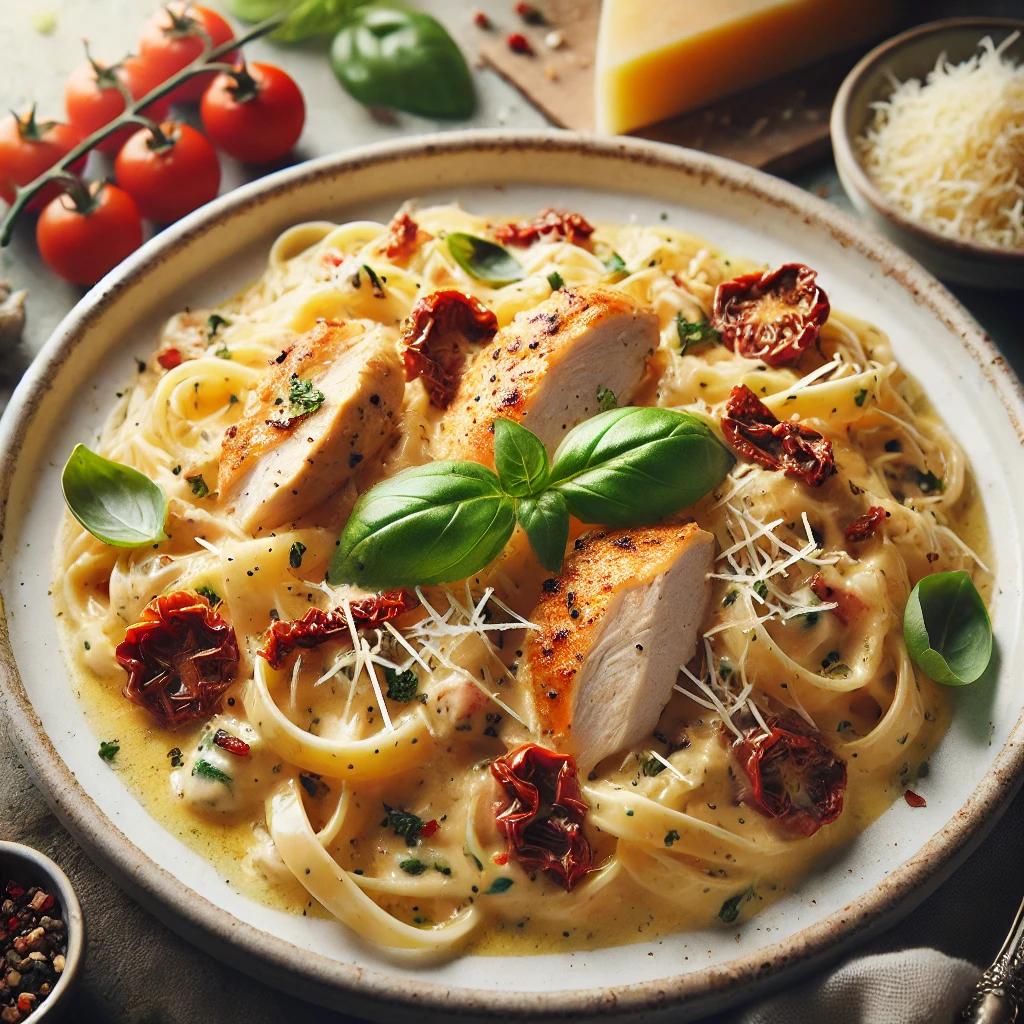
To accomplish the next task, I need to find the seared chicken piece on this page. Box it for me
[521,523,715,771]
[433,285,657,465]
[219,319,403,533]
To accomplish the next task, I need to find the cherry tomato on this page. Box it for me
[65,54,171,156]
[114,121,220,223]
[36,181,143,286]
[200,62,304,165]
[0,109,82,210]
[138,4,237,104]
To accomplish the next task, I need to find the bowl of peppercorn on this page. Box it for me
[0,843,82,1021]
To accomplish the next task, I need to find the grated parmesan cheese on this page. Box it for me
[858,33,1024,249]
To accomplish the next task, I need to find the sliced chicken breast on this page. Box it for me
[433,285,657,465]
[521,522,715,771]
[219,319,403,534]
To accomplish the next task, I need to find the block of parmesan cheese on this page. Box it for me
[595,0,897,135]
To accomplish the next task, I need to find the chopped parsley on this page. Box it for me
[215,344,231,360]
[639,755,665,777]
[195,585,221,606]
[722,589,738,607]
[361,264,386,298]
[603,252,628,280]
[433,862,452,876]
[484,877,514,894]
[547,270,564,291]
[186,475,210,498]
[753,580,769,599]
[289,541,307,569]
[664,829,680,847]
[399,858,427,875]
[675,313,721,354]
[191,759,232,790]
[384,666,419,703]
[382,804,425,847]
[98,740,120,762]
[288,375,325,418]
[596,385,617,412]
[167,747,183,768]
[916,469,945,494]
[719,886,755,924]
[854,388,868,407]
[206,313,230,341]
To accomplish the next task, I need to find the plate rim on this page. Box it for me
[1,128,1022,1021]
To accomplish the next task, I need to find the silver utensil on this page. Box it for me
[960,891,1024,1022]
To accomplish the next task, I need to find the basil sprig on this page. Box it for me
[329,407,733,588]
[904,570,992,685]
[61,444,168,548]
[331,7,475,119]
[446,233,524,287]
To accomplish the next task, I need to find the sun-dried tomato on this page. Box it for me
[491,743,594,891]
[257,589,419,668]
[735,708,846,837]
[493,207,594,247]
[809,571,865,626]
[844,506,889,542]
[156,348,182,370]
[420,819,439,838]
[712,263,830,367]
[904,790,927,808]
[213,728,250,757]
[401,289,498,408]
[115,591,239,730]
[721,384,835,487]
[380,209,430,262]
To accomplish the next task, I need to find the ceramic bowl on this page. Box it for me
[831,18,1024,289]
[1,131,1023,1022]
[0,842,84,1020]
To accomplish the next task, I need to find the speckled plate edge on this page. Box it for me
[0,130,1022,1023]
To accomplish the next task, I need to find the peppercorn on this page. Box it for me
[0,877,67,1020]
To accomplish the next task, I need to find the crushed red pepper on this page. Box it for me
[156,348,182,370]
[712,262,830,367]
[401,289,498,408]
[493,206,594,247]
[734,708,847,837]
[213,729,250,757]
[904,790,927,808]
[115,591,239,730]
[491,743,594,891]
[257,589,419,668]
[844,506,889,542]
[721,384,835,487]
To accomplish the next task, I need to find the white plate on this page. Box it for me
[1,132,1021,1022]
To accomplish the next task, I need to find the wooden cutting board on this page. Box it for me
[476,0,865,174]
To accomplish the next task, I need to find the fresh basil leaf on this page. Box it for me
[331,6,475,119]
[904,570,992,685]
[225,0,357,41]
[493,417,549,498]
[548,407,734,526]
[517,490,570,574]
[446,233,523,287]
[328,461,516,588]
[62,444,168,548]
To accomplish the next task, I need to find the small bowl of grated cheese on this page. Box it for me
[831,18,1024,289]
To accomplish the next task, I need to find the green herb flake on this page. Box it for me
[187,475,210,499]
[603,252,628,280]
[484,877,514,894]
[215,344,231,360]
[195,585,221,606]
[753,580,769,599]
[361,264,386,298]
[192,759,232,790]
[854,388,868,407]
[639,755,665,777]
[664,829,681,847]
[383,804,425,846]
[719,886,755,924]
[722,589,738,607]
[547,270,564,291]
[596,385,617,412]
[433,862,452,876]
[288,376,326,418]
[399,858,427,875]
[299,773,329,798]
[916,470,945,494]
[675,313,721,354]
[206,313,230,341]
[802,611,820,628]
[384,666,420,702]
[289,541,307,570]
[98,740,120,762]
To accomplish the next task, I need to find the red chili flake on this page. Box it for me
[156,348,182,370]
[401,289,498,408]
[809,571,866,626]
[321,250,345,267]
[213,728,251,757]
[493,206,594,247]
[721,384,835,487]
[507,31,533,54]
[257,590,419,668]
[420,819,439,838]
[735,708,846,837]
[491,743,594,891]
[493,851,508,865]
[7,917,18,932]
[380,209,431,262]
[844,506,889,542]
[712,263,830,367]
[473,10,491,29]
[115,591,239,730]
[904,789,927,808]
